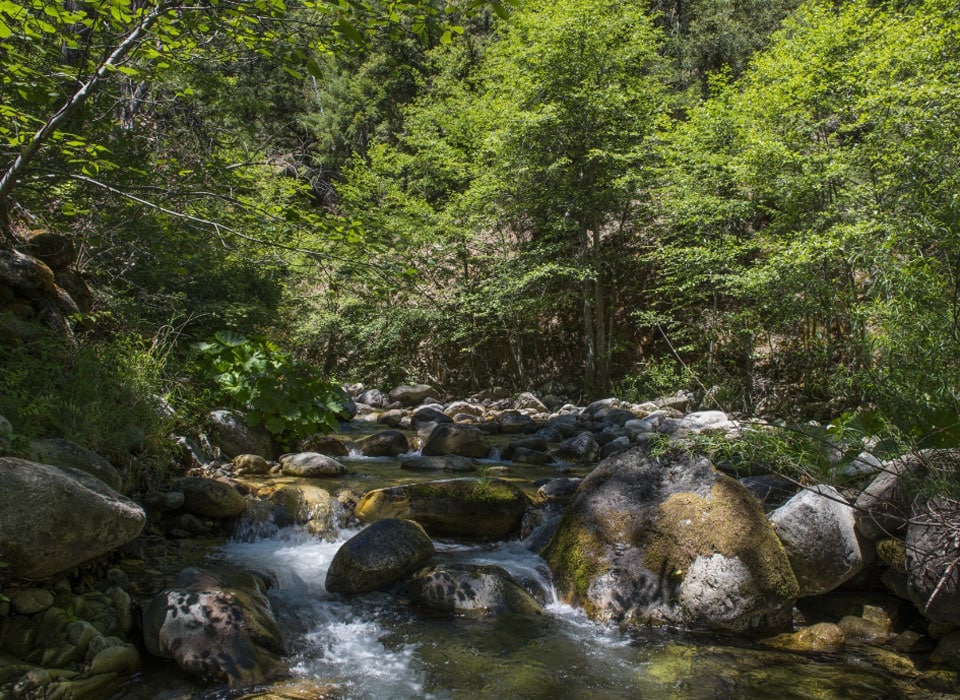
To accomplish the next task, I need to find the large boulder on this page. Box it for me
[356,430,411,458]
[279,452,347,478]
[174,477,248,518]
[906,494,960,625]
[250,483,337,539]
[407,563,542,617]
[769,484,870,597]
[542,448,798,632]
[355,478,528,540]
[421,424,492,459]
[28,437,123,491]
[388,384,441,407]
[208,409,275,459]
[325,518,435,594]
[0,458,145,580]
[143,567,286,685]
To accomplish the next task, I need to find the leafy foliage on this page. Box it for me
[195,331,346,447]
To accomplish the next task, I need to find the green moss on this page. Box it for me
[541,511,609,610]
[876,539,907,574]
[643,475,798,601]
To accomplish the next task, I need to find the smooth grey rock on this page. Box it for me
[0,458,145,580]
[28,438,122,491]
[769,484,869,597]
[207,409,275,459]
[279,452,347,478]
[388,384,440,407]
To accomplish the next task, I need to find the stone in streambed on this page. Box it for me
[325,518,434,595]
[355,478,528,540]
[356,430,411,457]
[279,452,347,478]
[174,477,247,518]
[406,563,542,617]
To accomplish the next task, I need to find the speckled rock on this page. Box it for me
[27,438,122,491]
[142,567,286,685]
[407,563,542,617]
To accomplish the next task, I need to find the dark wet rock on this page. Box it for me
[769,484,870,597]
[400,455,477,472]
[599,436,630,460]
[0,458,145,580]
[551,433,599,465]
[174,477,248,518]
[407,563,542,617]
[279,452,347,478]
[738,475,799,512]
[325,518,434,595]
[356,430,411,458]
[142,567,286,685]
[535,478,582,504]
[499,411,535,434]
[297,434,351,457]
[511,447,551,466]
[412,405,453,430]
[355,478,528,540]
[543,448,797,632]
[502,437,549,461]
[422,424,492,459]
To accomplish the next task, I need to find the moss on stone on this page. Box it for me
[876,539,907,574]
[643,475,799,602]
[541,510,609,611]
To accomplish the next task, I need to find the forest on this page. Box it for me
[1,0,960,479]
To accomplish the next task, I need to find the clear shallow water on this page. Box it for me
[111,522,936,700]
[111,445,952,699]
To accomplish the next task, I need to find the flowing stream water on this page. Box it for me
[115,451,950,699]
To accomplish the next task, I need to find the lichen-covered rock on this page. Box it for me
[356,430,411,457]
[174,477,248,518]
[142,567,286,685]
[769,484,869,597]
[0,458,145,580]
[325,518,434,594]
[28,438,122,491]
[421,424,492,459]
[279,452,347,478]
[355,478,528,540]
[208,409,275,459]
[906,494,960,625]
[542,448,797,632]
[297,434,350,457]
[406,563,542,617]
[253,483,337,539]
[764,623,846,652]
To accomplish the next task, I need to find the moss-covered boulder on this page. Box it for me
[541,448,798,632]
[355,478,528,540]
